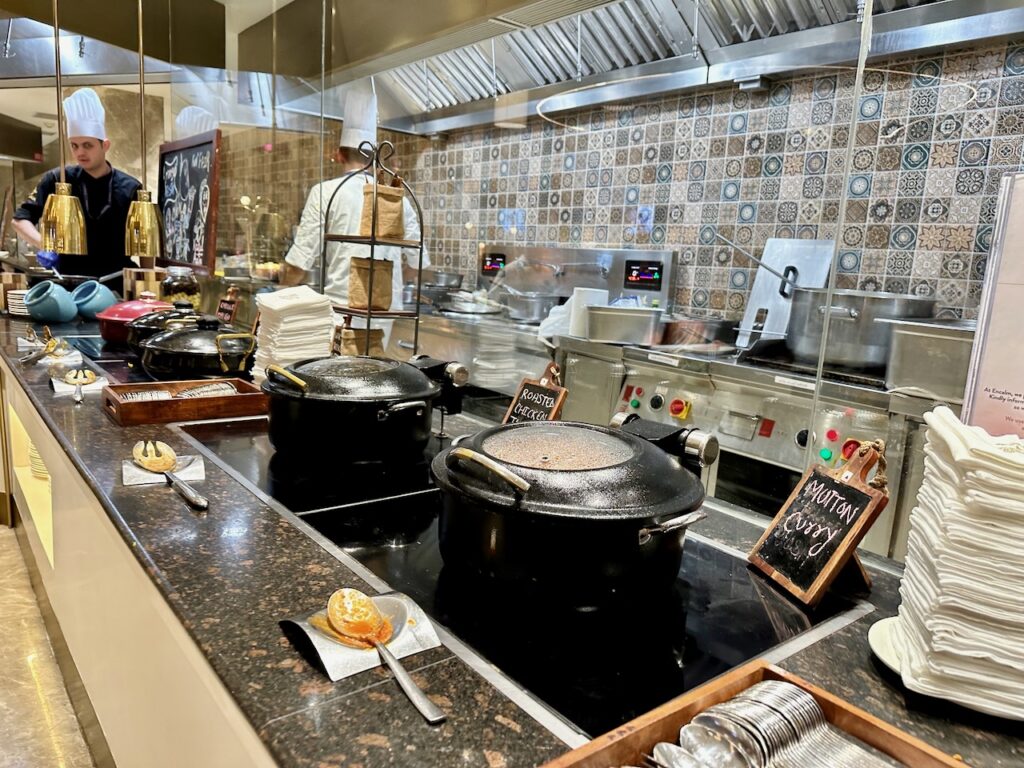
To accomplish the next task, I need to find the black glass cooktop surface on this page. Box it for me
[182,417,856,738]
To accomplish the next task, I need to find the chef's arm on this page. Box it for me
[13,219,42,249]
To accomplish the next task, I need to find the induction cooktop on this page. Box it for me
[181,417,859,738]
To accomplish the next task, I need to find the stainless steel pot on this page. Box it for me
[660,314,736,346]
[586,306,664,345]
[787,289,936,368]
[422,270,464,289]
[503,292,561,323]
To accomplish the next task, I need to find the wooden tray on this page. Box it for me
[543,660,966,768]
[101,379,268,426]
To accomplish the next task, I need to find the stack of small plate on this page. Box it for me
[6,290,29,317]
[28,445,48,480]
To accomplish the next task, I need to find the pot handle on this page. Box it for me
[377,400,428,421]
[445,447,531,494]
[215,333,256,372]
[266,364,308,392]
[817,305,860,320]
[638,508,706,546]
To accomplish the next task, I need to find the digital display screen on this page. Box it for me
[482,253,506,274]
[624,260,663,291]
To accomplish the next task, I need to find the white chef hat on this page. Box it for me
[338,81,377,150]
[64,88,106,141]
[174,106,218,139]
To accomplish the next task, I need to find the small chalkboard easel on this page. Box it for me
[216,286,241,324]
[503,362,568,424]
[748,444,889,607]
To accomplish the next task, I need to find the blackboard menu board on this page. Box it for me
[749,448,887,606]
[503,363,567,424]
[158,129,221,271]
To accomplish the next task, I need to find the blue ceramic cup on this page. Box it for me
[71,280,117,319]
[25,280,78,324]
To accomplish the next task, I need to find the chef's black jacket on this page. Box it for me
[14,164,142,280]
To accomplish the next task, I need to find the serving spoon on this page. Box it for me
[132,440,208,511]
[327,588,446,725]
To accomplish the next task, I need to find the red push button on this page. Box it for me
[758,418,776,438]
[842,439,860,459]
[826,428,839,442]
[635,387,645,396]
[669,399,687,416]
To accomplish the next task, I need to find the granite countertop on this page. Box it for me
[1,316,1021,768]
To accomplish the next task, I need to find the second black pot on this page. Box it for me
[140,317,255,380]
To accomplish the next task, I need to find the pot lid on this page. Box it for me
[95,294,173,323]
[481,424,634,470]
[432,422,704,520]
[262,355,441,401]
[126,306,204,330]
[142,319,250,357]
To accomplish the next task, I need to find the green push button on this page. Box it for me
[819,448,833,461]
[630,398,641,408]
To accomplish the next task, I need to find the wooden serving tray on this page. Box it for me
[543,659,966,768]
[101,378,268,426]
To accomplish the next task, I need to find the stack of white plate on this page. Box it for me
[7,290,29,317]
[28,444,48,480]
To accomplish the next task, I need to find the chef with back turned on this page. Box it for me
[13,88,142,292]
[280,80,427,342]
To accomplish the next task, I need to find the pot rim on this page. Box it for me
[261,356,441,402]
[791,288,937,302]
[431,421,705,521]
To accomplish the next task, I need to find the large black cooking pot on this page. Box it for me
[125,301,206,354]
[431,420,714,595]
[261,355,467,463]
[140,317,255,380]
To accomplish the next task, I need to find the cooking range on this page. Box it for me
[180,413,857,738]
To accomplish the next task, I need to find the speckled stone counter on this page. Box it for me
[2,316,1022,768]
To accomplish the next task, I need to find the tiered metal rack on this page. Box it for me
[320,140,425,355]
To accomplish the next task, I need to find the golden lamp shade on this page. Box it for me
[125,188,164,262]
[40,182,87,255]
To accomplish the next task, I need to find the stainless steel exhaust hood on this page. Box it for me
[351,0,1024,135]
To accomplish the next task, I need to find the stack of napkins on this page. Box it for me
[893,405,1024,720]
[253,286,334,384]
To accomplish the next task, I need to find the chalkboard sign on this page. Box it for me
[216,287,240,324]
[503,362,567,424]
[158,129,221,271]
[748,446,888,606]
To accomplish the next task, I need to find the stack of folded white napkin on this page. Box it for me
[893,405,1024,720]
[253,286,334,384]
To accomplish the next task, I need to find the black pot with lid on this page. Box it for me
[125,300,207,353]
[139,316,255,380]
[261,354,469,463]
[431,417,719,596]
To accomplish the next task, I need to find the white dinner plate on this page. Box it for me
[868,616,902,674]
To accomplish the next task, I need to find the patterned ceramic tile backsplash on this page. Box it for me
[387,40,1024,318]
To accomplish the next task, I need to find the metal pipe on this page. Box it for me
[136,0,147,186]
[52,0,66,183]
[714,232,800,288]
[3,19,15,58]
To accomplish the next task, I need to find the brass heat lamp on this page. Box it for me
[41,0,87,255]
[124,0,162,266]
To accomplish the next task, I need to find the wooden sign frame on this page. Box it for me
[503,362,568,424]
[157,128,221,272]
[748,447,888,606]
[216,286,241,324]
